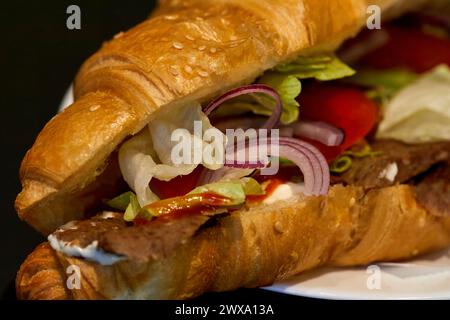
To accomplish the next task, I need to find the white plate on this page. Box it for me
[59,84,74,111]
[59,86,450,300]
[263,248,450,300]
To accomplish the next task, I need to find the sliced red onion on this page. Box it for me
[292,120,344,146]
[203,84,282,129]
[213,116,267,132]
[279,137,330,195]
[219,137,329,195]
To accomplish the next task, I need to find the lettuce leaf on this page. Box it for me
[188,182,246,205]
[188,177,264,205]
[240,177,265,195]
[105,191,142,221]
[345,68,417,103]
[216,55,355,124]
[124,193,142,222]
[376,64,450,143]
[255,73,302,124]
[105,191,135,211]
[272,55,355,80]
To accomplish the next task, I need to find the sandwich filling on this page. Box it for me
[49,13,450,265]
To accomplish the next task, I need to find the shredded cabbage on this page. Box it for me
[119,104,226,206]
[376,65,450,143]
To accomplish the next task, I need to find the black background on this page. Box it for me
[0,0,310,302]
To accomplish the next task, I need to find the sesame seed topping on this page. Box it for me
[169,66,179,76]
[89,105,100,112]
[164,14,179,20]
[114,32,124,39]
[274,221,284,233]
[172,42,184,49]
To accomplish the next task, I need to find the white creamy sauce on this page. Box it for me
[263,182,305,205]
[100,211,117,219]
[48,234,124,266]
[378,162,398,182]
[59,220,78,231]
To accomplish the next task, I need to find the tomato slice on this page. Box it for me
[360,26,450,73]
[297,83,379,162]
[149,166,203,199]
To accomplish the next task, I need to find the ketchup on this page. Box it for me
[246,178,286,203]
[134,192,231,225]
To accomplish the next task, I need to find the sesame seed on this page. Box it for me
[164,14,179,20]
[114,32,124,39]
[172,42,184,49]
[89,105,100,112]
[274,221,284,233]
[349,197,355,206]
[169,66,179,76]
[198,45,206,51]
[198,70,209,77]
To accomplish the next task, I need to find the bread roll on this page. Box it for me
[16,184,450,299]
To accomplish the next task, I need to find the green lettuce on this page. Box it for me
[123,193,142,222]
[239,177,265,195]
[105,191,135,211]
[217,55,355,124]
[106,191,142,221]
[189,181,246,205]
[345,69,417,103]
[188,177,264,205]
[272,55,355,80]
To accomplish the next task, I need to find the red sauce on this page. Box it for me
[134,192,231,225]
[246,178,286,203]
[135,169,300,225]
[254,166,301,183]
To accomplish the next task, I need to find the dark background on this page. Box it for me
[0,0,308,302]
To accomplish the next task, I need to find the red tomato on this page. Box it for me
[149,166,203,199]
[360,26,450,73]
[297,83,379,162]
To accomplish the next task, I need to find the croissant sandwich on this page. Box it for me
[15,0,450,300]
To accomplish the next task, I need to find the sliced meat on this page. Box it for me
[51,211,214,263]
[414,165,450,217]
[100,214,210,262]
[339,140,450,189]
[53,212,126,248]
